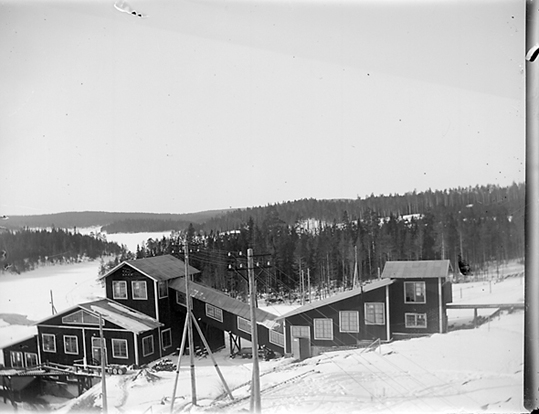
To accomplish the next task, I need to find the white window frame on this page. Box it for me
[339,311,360,333]
[405,313,428,328]
[161,328,172,349]
[237,316,251,334]
[62,309,100,325]
[158,280,168,299]
[404,281,426,304]
[269,330,284,347]
[142,335,154,357]
[111,339,128,359]
[64,335,79,355]
[42,333,56,353]
[10,351,24,368]
[206,304,223,323]
[132,281,148,300]
[25,352,38,368]
[364,303,386,325]
[290,325,310,339]
[313,318,333,340]
[112,280,128,300]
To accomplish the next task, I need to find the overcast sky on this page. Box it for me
[0,0,525,216]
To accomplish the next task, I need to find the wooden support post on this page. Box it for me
[170,316,190,413]
[190,315,234,400]
[473,308,478,329]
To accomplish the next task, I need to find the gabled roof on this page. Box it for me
[100,254,200,282]
[169,278,280,330]
[36,298,162,334]
[277,278,394,320]
[381,260,452,279]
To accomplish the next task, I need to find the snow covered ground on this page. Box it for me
[0,253,526,413]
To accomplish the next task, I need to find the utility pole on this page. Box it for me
[300,269,305,306]
[307,268,311,303]
[184,240,197,407]
[525,0,539,410]
[98,314,107,414]
[248,248,261,413]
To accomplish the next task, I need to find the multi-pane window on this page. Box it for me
[339,311,359,332]
[161,329,172,349]
[142,335,154,356]
[269,330,284,347]
[206,304,223,322]
[404,282,426,303]
[25,353,38,368]
[62,310,100,325]
[313,318,333,340]
[405,313,427,328]
[158,281,168,298]
[237,317,251,334]
[42,334,56,353]
[365,303,385,325]
[132,281,147,300]
[64,335,79,355]
[290,325,310,339]
[112,281,127,299]
[112,339,128,359]
[11,351,23,368]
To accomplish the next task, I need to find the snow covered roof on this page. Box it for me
[277,278,394,320]
[169,279,280,330]
[381,260,452,279]
[100,254,200,282]
[79,299,162,333]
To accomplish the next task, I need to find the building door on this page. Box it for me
[91,337,107,365]
[290,325,311,356]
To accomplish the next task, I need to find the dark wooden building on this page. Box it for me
[381,260,453,336]
[169,279,285,356]
[36,298,163,367]
[278,279,394,357]
[2,335,40,370]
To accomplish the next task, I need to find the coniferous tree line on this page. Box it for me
[0,228,128,274]
[134,183,525,299]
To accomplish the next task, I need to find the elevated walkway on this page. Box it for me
[446,302,524,328]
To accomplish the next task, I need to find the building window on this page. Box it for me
[405,313,427,328]
[42,334,56,353]
[25,353,38,368]
[161,329,172,349]
[313,318,333,340]
[237,317,251,334]
[339,311,359,333]
[206,304,223,322]
[64,335,79,355]
[404,282,426,303]
[132,281,147,300]
[269,330,284,347]
[365,303,385,325]
[10,351,23,368]
[158,281,168,299]
[290,325,310,339]
[62,310,100,325]
[142,335,154,357]
[113,281,127,300]
[112,339,128,359]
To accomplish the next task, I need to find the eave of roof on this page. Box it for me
[381,260,452,279]
[100,254,200,282]
[169,279,279,329]
[277,278,394,320]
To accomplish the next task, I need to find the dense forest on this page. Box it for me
[0,228,129,274]
[133,183,525,299]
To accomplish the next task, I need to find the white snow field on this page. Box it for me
[0,254,526,413]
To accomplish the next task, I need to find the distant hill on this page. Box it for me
[2,210,231,232]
